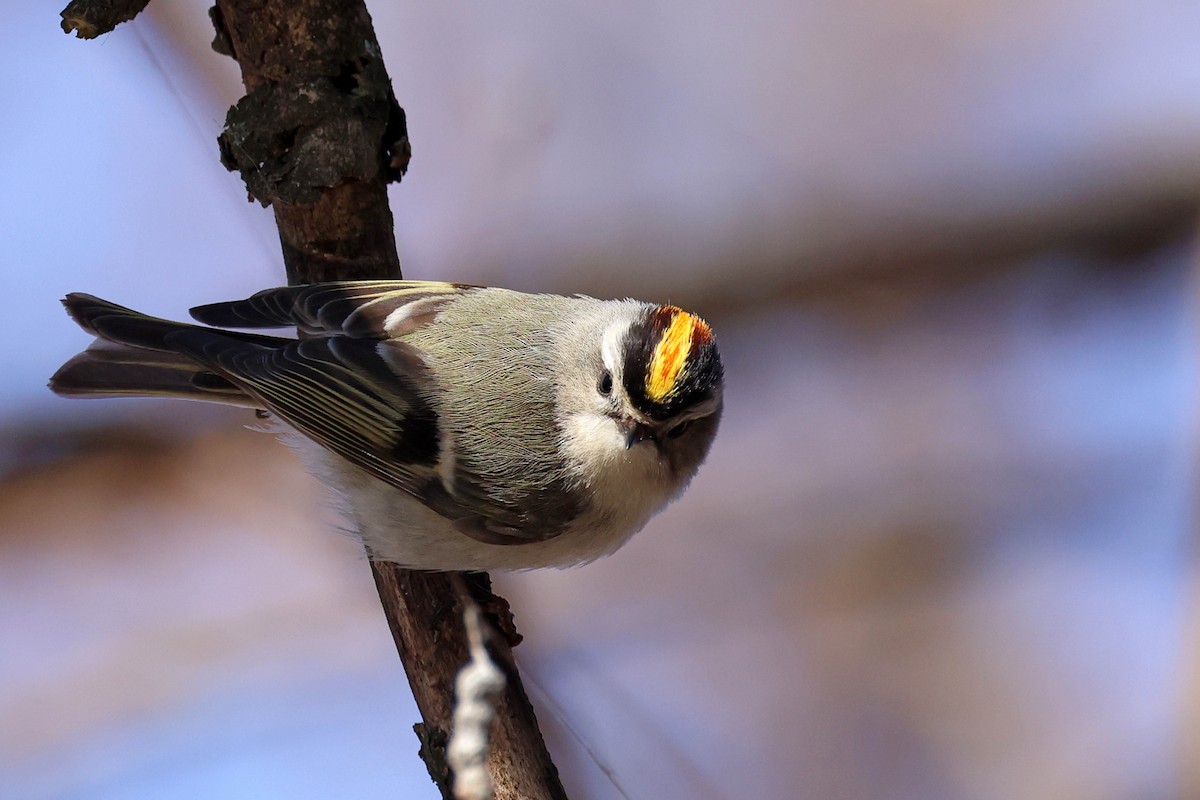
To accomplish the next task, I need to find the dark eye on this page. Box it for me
[597,370,614,396]
[666,420,692,439]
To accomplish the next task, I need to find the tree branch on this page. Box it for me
[61,0,150,38]
[210,0,409,283]
[62,1,568,796]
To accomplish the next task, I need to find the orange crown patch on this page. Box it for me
[645,307,712,402]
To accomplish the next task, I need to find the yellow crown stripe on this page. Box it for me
[646,309,702,402]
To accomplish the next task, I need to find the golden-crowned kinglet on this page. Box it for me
[49,281,724,570]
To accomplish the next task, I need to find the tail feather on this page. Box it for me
[63,293,287,351]
[49,340,260,406]
[51,294,275,406]
[63,293,191,351]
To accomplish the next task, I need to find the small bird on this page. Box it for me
[50,281,723,570]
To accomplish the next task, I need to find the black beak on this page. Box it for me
[616,418,656,449]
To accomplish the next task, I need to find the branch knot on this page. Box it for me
[219,68,406,206]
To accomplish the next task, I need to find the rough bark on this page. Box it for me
[61,1,567,796]
[210,0,410,283]
[61,0,151,38]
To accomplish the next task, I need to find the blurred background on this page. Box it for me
[3,0,1200,797]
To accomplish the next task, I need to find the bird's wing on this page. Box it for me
[165,327,560,544]
[189,281,476,338]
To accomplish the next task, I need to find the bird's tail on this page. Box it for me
[49,293,259,407]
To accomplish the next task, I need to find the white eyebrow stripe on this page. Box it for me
[601,322,624,371]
